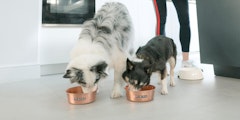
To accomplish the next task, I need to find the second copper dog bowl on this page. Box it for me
[66,86,97,105]
[125,85,155,102]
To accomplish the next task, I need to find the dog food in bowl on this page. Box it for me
[66,86,97,105]
[125,85,155,102]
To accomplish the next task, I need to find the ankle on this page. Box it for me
[181,60,194,68]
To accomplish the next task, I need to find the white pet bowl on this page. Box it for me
[178,67,203,80]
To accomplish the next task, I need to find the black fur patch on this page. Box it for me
[90,61,108,84]
[63,67,85,85]
[63,61,108,86]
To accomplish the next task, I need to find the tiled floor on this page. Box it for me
[1,53,240,120]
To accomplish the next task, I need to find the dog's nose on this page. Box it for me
[63,74,70,78]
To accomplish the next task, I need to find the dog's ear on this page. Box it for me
[91,61,108,77]
[126,58,134,70]
[143,61,152,75]
[136,47,142,53]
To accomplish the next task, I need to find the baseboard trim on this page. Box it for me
[40,63,67,76]
[0,63,67,84]
[0,64,40,84]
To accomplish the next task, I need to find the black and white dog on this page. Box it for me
[63,2,134,98]
[122,36,177,95]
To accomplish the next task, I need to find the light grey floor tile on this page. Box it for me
[0,53,240,120]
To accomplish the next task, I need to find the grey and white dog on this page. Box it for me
[63,2,134,98]
[122,36,177,95]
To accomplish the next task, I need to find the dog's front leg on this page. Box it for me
[111,69,125,98]
[160,69,168,95]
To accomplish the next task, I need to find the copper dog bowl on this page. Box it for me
[66,86,97,105]
[125,85,155,102]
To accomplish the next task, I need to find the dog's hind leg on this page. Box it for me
[168,56,176,87]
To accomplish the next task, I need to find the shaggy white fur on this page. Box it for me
[64,2,134,98]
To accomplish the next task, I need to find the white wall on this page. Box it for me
[39,0,156,66]
[0,0,39,67]
[0,0,40,82]
[40,27,80,64]
[40,0,199,66]
[0,0,199,81]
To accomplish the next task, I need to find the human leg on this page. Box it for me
[155,0,167,35]
[172,0,192,67]
[172,0,191,53]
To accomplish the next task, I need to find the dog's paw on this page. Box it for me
[160,88,168,95]
[111,89,123,99]
[170,81,176,87]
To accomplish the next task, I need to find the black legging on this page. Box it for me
[155,0,191,52]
